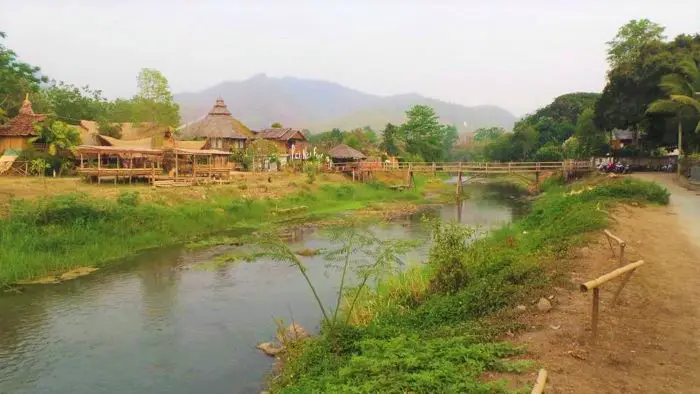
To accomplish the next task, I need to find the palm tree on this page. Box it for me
[646,56,700,177]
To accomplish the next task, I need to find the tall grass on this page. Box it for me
[270,175,670,393]
[0,182,426,285]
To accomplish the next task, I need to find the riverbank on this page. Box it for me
[0,173,449,286]
[268,175,670,393]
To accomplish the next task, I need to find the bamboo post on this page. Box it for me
[591,288,600,339]
[175,151,179,180]
[530,369,548,394]
[129,157,133,184]
[97,152,101,184]
[115,156,120,185]
[151,160,155,187]
[603,230,626,265]
[432,162,436,175]
[192,154,197,180]
[80,154,84,169]
[611,270,636,305]
[580,260,645,339]
[25,161,28,176]
[209,154,212,179]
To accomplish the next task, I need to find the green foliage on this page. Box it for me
[533,144,564,161]
[29,158,49,176]
[0,32,48,117]
[271,122,283,128]
[303,162,318,184]
[116,191,140,207]
[473,127,505,142]
[0,181,426,286]
[274,176,670,393]
[606,19,666,68]
[41,81,108,124]
[425,220,474,294]
[31,120,81,156]
[132,68,180,127]
[400,105,448,162]
[379,123,401,156]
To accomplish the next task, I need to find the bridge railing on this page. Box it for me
[327,160,594,173]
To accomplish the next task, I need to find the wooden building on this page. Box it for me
[0,94,46,153]
[178,98,252,151]
[254,128,308,159]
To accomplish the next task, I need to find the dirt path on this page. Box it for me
[513,173,700,393]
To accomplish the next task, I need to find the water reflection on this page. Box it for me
[0,183,526,394]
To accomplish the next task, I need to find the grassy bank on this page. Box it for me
[270,175,670,393]
[0,176,443,286]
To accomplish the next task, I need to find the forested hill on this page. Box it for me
[173,74,517,132]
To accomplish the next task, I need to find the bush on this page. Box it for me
[426,220,474,294]
[533,144,564,161]
[116,191,140,207]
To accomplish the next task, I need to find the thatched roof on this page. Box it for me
[97,135,154,148]
[76,145,164,156]
[255,128,306,141]
[0,95,46,137]
[178,99,251,140]
[328,144,366,160]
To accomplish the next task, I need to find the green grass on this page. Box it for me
[270,175,670,393]
[0,181,430,285]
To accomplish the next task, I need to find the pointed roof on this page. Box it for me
[178,98,251,140]
[0,94,46,137]
[328,144,366,160]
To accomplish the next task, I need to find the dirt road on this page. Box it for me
[514,173,700,393]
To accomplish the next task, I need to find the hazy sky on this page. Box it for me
[2,0,699,115]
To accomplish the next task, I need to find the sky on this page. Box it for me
[2,0,699,116]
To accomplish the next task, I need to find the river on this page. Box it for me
[0,184,526,394]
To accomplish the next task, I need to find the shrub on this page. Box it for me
[426,219,474,294]
[116,191,140,207]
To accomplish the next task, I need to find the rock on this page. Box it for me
[537,297,553,312]
[276,322,310,344]
[547,295,555,300]
[514,304,527,313]
[256,342,285,357]
[550,324,561,330]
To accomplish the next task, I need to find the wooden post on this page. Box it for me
[80,154,84,169]
[432,162,436,176]
[535,171,540,187]
[175,151,179,180]
[209,154,212,180]
[25,161,28,177]
[115,156,120,185]
[192,154,197,180]
[611,270,636,305]
[457,171,463,196]
[97,152,101,184]
[129,157,133,184]
[677,120,683,178]
[592,288,600,339]
[151,160,155,187]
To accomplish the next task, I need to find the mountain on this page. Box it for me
[174,74,517,133]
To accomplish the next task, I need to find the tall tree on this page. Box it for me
[379,123,401,156]
[607,19,666,68]
[132,68,180,127]
[647,56,700,173]
[473,127,505,142]
[400,105,445,162]
[41,81,108,124]
[0,31,48,117]
[271,122,283,128]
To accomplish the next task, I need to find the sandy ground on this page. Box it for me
[509,173,700,393]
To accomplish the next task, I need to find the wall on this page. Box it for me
[0,137,31,153]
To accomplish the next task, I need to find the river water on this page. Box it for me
[0,184,526,394]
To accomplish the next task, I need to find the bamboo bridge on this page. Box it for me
[329,160,595,191]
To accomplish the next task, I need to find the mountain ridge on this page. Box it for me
[174,74,517,133]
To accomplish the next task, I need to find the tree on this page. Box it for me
[596,33,700,149]
[31,120,81,156]
[399,105,445,162]
[379,123,401,156]
[246,139,279,171]
[647,56,700,174]
[607,19,666,68]
[573,108,608,158]
[132,68,180,127]
[473,127,505,142]
[271,122,283,128]
[41,81,108,124]
[0,31,48,118]
[441,124,458,159]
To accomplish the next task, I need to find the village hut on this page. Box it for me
[328,144,366,164]
[178,98,252,151]
[0,94,46,153]
[254,128,308,160]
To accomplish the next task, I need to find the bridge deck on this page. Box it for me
[330,161,594,174]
